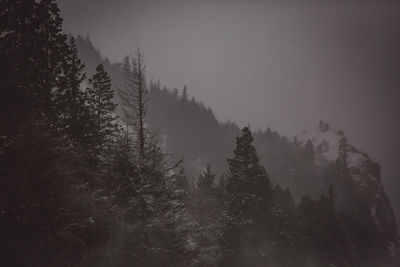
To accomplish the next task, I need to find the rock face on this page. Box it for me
[298,121,398,249]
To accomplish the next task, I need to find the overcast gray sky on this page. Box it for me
[58,0,400,211]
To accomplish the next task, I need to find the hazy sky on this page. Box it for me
[58,0,400,209]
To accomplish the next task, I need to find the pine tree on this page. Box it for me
[220,127,274,266]
[298,189,347,266]
[225,127,273,218]
[338,136,349,170]
[86,64,118,151]
[189,164,223,266]
[121,55,131,78]
[197,164,216,198]
[0,0,68,136]
[271,185,297,246]
[334,136,355,211]
[53,36,90,143]
[194,164,218,225]
[181,85,188,101]
[303,139,315,164]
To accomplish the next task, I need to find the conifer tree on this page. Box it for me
[197,163,216,198]
[188,164,222,266]
[54,36,90,143]
[86,64,118,150]
[0,0,68,135]
[303,139,315,164]
[181,85,188,101]
[194,164,219,225]
[271,185,297,237]
[298,189,347,266]
[121,55,131,78]
[334,136,355,211]
[220,127,274,266]
[338,136,349,170]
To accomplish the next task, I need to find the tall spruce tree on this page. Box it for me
[86,64,118,150]
[195,163,218,225]
[189,164,223,266]
[197,164,216,198]
[53,36,90,143]
[220,127,275,266]
[0,0,68,136]
[271,185,298,255]
[303,139,315,164]
[338,136,349,171]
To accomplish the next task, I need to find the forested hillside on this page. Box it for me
[0,1,398,266]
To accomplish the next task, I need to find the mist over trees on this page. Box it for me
[0,1,399,266]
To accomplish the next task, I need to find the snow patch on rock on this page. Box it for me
[297,127,340,161]
[296,123,397,240]
[297,124,367,169]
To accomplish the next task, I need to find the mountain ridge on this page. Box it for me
[75,35,398,252]
[298,121,397,248]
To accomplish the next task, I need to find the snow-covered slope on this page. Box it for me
[297,123,342,162]
[297,121,365,168]
[297,121,398,249]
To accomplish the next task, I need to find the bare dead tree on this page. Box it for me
[119,48,148,163]
[118,48,184,187]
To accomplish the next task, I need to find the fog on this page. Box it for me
[58,0,400,217]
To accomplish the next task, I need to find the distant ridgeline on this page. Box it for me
[76,35,398,253]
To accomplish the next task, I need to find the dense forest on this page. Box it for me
[0,1,399,266]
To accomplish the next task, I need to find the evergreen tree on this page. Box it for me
[303,139,315,164]
[271,185,298,259]
[297,189,347,266]
[197,164,216,198]
[338,136,349,170]
[332,136,355,212]
[219,127,274,266]
[86,64,118,151]
[53,36,90,143]
[0,0,68,136]
[215,173,227,199]
[188,164,223,266]
[181,85,188,101]
[122,55,131,77]
[194,164,219,226]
